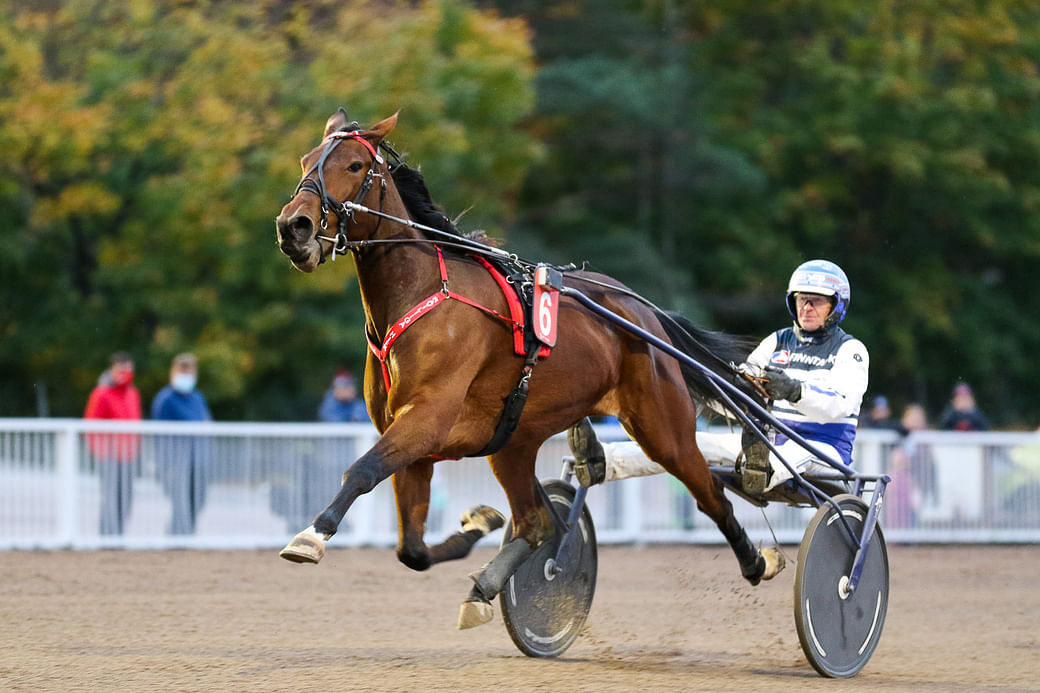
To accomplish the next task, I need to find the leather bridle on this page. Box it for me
[289,128,387,261]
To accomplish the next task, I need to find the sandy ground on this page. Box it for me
[1,544,1038,692]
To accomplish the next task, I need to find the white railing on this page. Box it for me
[1,419,1038,550]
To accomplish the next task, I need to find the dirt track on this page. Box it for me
[1,544,1037,692]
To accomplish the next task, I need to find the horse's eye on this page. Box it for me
[348,162,364,173]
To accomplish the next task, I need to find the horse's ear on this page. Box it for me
[363,112,399,145]
[323,108,351,138]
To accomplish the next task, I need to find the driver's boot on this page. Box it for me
[740,426,772,495]
[568,417,606,487]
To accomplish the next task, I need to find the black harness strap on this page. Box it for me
[471,341,543,458]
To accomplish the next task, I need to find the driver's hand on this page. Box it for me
[762,366,802,403]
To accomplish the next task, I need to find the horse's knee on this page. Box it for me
[342,458,383,494]
[397,545,431,572]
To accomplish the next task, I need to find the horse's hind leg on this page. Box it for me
[392,459,504,572]
[458,443,551,629]
[637,432,768,582]
[655,441,783,584]
[622,394,782,585]
[699,472,784,585]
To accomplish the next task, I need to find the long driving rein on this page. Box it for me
[287,128,749,394]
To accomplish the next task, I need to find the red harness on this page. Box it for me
[366,246,551,392]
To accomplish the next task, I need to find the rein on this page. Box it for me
[287,131,746,389]
[323,198,527,266]
[320,195,745,384]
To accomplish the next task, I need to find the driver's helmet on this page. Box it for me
[785,259,850,326]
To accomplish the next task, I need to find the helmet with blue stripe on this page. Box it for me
[785,259,850,326]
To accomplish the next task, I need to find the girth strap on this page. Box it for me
[471,342,541,457]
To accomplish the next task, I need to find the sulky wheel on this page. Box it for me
[794,493,889,678]
[499,479,597,657]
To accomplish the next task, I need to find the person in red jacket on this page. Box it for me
[84,352,142,535]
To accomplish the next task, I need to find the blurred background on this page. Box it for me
[2,0,1040,428]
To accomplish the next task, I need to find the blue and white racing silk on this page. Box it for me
[744,325,869,465]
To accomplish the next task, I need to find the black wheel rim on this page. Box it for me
[794,494,889,678]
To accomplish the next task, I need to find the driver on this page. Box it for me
[569,259,869,495]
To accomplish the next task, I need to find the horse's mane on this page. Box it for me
[390,164,462,237]
[390,163,501,247]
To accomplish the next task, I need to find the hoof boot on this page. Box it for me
[460,505,505,536]
[279,525,328,564]
[457,598,494,629]
[760,547,786,581]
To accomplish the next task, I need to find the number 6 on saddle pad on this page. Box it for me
[533,265,562,347]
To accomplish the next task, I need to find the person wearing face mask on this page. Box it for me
[568,260,870,501]
[85,351,142,535]
[151,353,213,535]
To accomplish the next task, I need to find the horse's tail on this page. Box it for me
[653,309,762,415]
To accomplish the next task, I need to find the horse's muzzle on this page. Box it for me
[276,213,315,246]
[275,213,323,271]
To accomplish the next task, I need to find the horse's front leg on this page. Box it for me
[280,412,445,564]
[393,458,504,572]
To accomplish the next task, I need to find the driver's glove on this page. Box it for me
[762,366,802,403]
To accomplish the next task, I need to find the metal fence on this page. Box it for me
[1,419,1039,550]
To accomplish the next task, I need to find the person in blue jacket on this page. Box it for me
[319,370,370,422]
[152,353,212,534]
[278,370,371,533]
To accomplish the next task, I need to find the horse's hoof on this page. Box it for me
[279,526,328,564]
[460,505,505,537]
[760,547,786,581]
[457,598,495,629]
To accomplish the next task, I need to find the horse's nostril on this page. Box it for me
[288,215,314,239]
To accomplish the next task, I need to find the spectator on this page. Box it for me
[280,369,369,532]
[884,446,921,529]
[84,351,141,535]
[863,395,900,430]
[938,381,990,431]
[897,402,937,505]
[152,353,212,535]
[898,402,929,436]
[318,370,370,423]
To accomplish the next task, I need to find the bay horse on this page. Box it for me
[274,109,784,627]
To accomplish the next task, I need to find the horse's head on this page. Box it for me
[275,109,398,272]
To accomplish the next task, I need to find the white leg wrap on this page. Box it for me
[602,442,664,482]
[764,440,843,491]
[600,432,743,482]
[694,431,742,465]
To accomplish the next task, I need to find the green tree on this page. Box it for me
[485,0,1040,425]
[683,0,1040,423]
[0,0,538,419]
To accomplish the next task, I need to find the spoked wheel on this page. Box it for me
[794,493,889,678]
[499,479,597,657]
